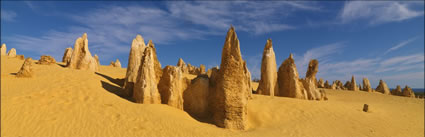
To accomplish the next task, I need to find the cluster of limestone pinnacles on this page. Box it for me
[2,26,420,130]
[2,43,31,77]
[1,43,25,60]
[65,33,100,71]
[121,27,253,130]
[119,26,330,130]
[255,38,327,100]
[319,75,416,98]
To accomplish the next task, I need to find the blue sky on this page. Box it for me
[1,1,424,88]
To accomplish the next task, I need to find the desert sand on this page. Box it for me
[1,56,424,137]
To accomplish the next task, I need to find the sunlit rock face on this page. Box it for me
[16,58,34,78]
[66,33,98,71]
[277,54,307,99]
[402,85,415,98]
[7,48,17,57]
[133,47,161,104]
[1,43,7,55]
[209,26,250,130]
[123,35,147,96]
[376,80,390,95]
[362,78,373,92]
[256,39,278,96]
[158,65,188,110]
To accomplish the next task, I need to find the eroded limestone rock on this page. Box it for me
[133,47,161,104]
[302,59,326,100]
[277,54,307,99]
[177,58,188,73]
[324,80,331,89]
[349,76,358,91]
[209,26,249,130]
[391,85,402,96]
[110,59,122,68]
[66,33,98,71]
[318,78,325,88]
[37,55,56,65]
[147,40,162,83]
[402,85,415,98]
[376,80,390,95]
[158,66,188,110]
[199,64,206,74]
[1,43,6,55]
[7,48,16,57]
[362,78,372,92]
[123,34,146,96]
[183,76,210,118]
[94,54,100,68]
[16,58,34,78]
[256,39,278,96]
[62,47,73,64]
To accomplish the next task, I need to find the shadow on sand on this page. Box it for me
[95,72,124,87]
[95,72,216,126]
[95,72,134,102]
[57,63,67,68]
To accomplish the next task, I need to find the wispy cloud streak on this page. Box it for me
[384,37,419,54]
[5,1,321,64]
[339,1,424,25]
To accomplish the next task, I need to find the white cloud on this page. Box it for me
[319,58,379,75]
[7,30,84,60]
[1,10,17,22]
[167,1,317,35]
[384,37,419,54]
[290,42,424,88]
[340,1,424,25]
[316,53,424,78]
[380,54,424,67]
[5,2,321,65]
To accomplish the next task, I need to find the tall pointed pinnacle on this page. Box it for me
[211,26,249,130]
[350,75,358,91]
[1,43,6,55]
[147,40,155,48]
[306,59,318,79]
[256,38,278,96]
[220,26,242,65]
[133,47,161,104]
[376,79,390,95]
[123,34,147,96]
[265,38,273,49]
[82,33,87,40]
[177,58,185,66]
[135,34,146,47]
[147,39,162,83]
[67,32,98,71]
[277,53,306,99]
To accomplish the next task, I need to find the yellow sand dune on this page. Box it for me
[1,56,424,137]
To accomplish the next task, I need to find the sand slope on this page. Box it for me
[1,56,424,137]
